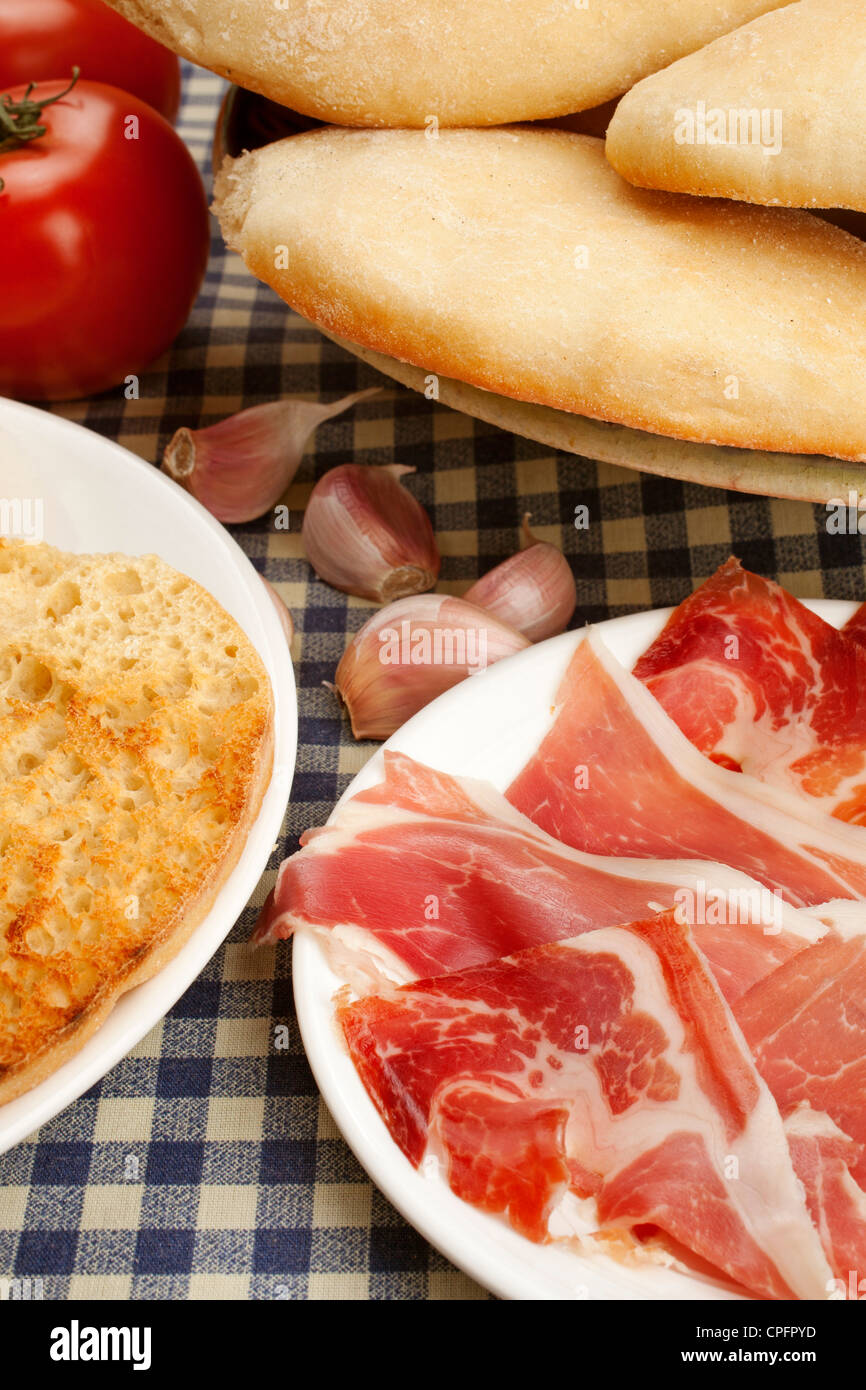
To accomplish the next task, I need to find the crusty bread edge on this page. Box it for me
[214,140,866,464]
[605,127,866,215]
[324,332,866,504]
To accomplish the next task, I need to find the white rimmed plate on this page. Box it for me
[294,598,857,1301]
[0,398,297,1155]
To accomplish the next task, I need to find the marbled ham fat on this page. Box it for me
[340,912,832,1300]
[259,749,825,1000]
[635,559,866,824]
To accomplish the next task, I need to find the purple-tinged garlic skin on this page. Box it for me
[334,593,530,740]
[465,515,576,642]
[303,463,440,602]
[161,388,380,523]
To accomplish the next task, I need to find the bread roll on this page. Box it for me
[215,127,866,462]
[325,333,866,503]
[105,0,790,127]
[607,0,866,213]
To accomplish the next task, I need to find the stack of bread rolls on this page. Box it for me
[108,1,866,469]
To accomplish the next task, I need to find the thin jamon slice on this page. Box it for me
[633,558,866,824]
[736,931,866,1190]
[339,910,832,1300]
[842,603,866,651]
[507,630,866,904]
[257,750,824,999]
[784,1108,866,1292]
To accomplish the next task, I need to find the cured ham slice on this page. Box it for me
[736,931,866,1190]
[507,629,866,905]
[633,558,866,824]
[257,750,823,999]
[339,909,832,1300]
[784,1109,866,1292]
[842,604,866,651]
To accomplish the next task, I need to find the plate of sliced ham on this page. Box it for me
[262,570,866,1300]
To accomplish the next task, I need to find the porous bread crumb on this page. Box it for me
[0,540,273,1101]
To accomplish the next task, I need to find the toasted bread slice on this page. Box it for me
[0,540,274,1105]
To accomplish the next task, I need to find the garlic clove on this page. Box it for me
[261,576,295,646]
[302,463,440,603]
[464,514,576,643]
[161,387,381,523]
[333,593,530,741]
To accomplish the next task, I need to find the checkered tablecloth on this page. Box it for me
[1,64,864,1304]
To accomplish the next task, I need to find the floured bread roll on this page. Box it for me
[607,0,866,213]
[214,127,866,462]
[105,0,789,127]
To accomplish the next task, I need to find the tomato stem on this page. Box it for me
[0,68,80,189]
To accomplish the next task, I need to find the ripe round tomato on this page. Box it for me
[0,0,180,122]
[0,76,210,401]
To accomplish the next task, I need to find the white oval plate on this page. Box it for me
[294,597,857,1300]
[0,398,297,1154]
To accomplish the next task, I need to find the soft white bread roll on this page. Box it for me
[607,0,866,212]
[214,127,866,462]
[105,0,790,127]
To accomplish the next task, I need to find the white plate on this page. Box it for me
[294,597,858,1301]
[0,398,297,1154]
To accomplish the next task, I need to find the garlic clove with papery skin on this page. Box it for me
[464,515,576,643]
[161,387,381,524]
[333,593,530,741]
[302,463,440,603]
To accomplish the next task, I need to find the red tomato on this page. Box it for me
[0,77,210,401]
[0,0,180,122]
